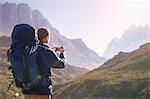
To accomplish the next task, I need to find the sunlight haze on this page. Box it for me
[1,0,150,56]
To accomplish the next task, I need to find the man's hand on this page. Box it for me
[52,46,64,53]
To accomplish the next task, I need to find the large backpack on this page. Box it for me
[7,24,41,90]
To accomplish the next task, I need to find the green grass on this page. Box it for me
[0,49,21,99]
[54,44,150,99]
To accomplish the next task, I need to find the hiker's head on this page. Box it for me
[37,28,49,43]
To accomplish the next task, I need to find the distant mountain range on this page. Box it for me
[54,42,150,98]
[103,24,150,59]
[0,2,106,70]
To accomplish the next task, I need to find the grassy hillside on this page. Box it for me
[54,42,150,98]
[0,36,11,47]
[52,65,88,85]
[0,48,20,99]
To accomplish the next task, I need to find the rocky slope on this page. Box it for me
[103,24,150,59]
[0,2,106,69]
[54,42,150,98]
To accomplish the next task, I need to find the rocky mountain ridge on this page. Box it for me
[103,24,150,59]
[0,2,106,69]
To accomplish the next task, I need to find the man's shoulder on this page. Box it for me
[38,44,49,50]
[38,43,53,52]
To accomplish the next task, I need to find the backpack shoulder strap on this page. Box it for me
[23,46,29,84]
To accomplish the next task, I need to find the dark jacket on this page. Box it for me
[37,42,65,76]
[22,42,65,95]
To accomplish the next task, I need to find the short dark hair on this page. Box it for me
[37,28,49,41]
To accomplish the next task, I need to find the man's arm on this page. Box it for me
[51,51,65,68]
[38,45,65,69]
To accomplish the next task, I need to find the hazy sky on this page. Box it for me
[1,0,150,56]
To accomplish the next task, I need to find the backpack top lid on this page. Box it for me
[11,24,35,45]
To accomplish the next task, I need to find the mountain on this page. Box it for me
[0,2,106,69]
[0,36,11,47]
[0,47,88,98]
[53,42,150,98]
[103,24,150,59]
[0,3,50,34]
[52,64,88,85]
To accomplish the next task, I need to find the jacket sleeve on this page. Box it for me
[51,51,65,68]
[50,51,65,68]
[38,45,65,69]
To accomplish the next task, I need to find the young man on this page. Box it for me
[23,28,65,99]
